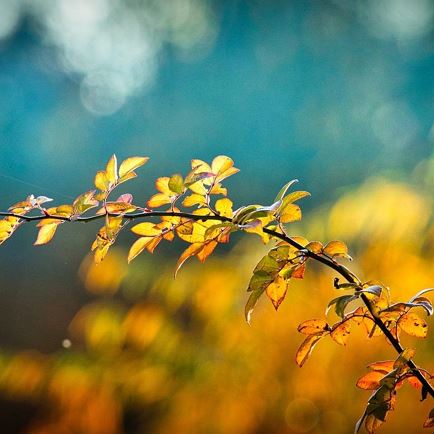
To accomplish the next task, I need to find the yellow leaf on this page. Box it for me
[330,321,351,345]
[211,155,233,175]
[117,171,137,185]
[398,313,428,338]
[148,193,171,208]
[306,241,323,253]
[104,202,136,214]
[297,319,329,335]
[34,223,60,245]
[215,198,233,217]
[105,154,118,186]
[131,222,161,236]
[266,275,288,310]
[119,156,149,178]
[356,371,385,390]
[128,237,153,262]
[182,194,207,207]
[279,203,302,223]
[323,240,351,259]
[295,334,323,367]
[95,171,109,192]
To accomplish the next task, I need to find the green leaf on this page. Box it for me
[274,179,299,202]
[326,295,357,318]
[168,174,184,194]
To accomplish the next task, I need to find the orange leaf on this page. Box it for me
[295,334,323,367]
[356,371,385,390]
[297,319,329,335]
[330,321,351,345]
[265,275,288,310]
[175,243,204,277]
[398,313,428,338]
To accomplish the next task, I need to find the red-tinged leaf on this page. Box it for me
[196,240,218,263]
[423,408,434,428]
[406,376,423,389]
[356,371,386,390]
[116,193,133,203]
[330,321,351,345]
[175,243,204,277]
[295,334,323,367]
[118,156,149,178]
[398,312,428,338]
[291,263,306,279]
[34,223,60,245]
[297,319,329,335]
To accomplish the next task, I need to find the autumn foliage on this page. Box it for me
[0,154,433,433]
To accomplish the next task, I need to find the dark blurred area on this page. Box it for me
[0,1,433,433]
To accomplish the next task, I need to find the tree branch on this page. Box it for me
[1,209,433,398]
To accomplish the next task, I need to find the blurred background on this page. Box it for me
[0,0,434,433]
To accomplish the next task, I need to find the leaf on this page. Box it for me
[360,285,382,297]
[295,334,323,367]
[356,371,386,390]
[118,156,149,178]
[211,155,239,182]
[398,313,428,338]
[128,237,154,262]
[103,202,136,214]
[274,179,299,202]
[367,360,395,374]
[245,287,266,325]
[131,222,162,237]
[183,193,207,207]
[72,191,99,215]
[279,203,302,223]
[215,198,233,218]
[409,288,434,303]
[326,295,357,318]
[393,348,416,369]
[297,319,329,335]
[168,174,184,194]
[266,275,288,310]
[306,241,323,253]
[105,154,118,186]
[278,191,310,211]
[95,171,109,192]
[175,243,205,277]
[330,321,351,345]
[423,408,434,428]
[323,240,351,259]
[34,223,61,245]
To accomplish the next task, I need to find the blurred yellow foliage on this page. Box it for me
[0,177,432,433]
